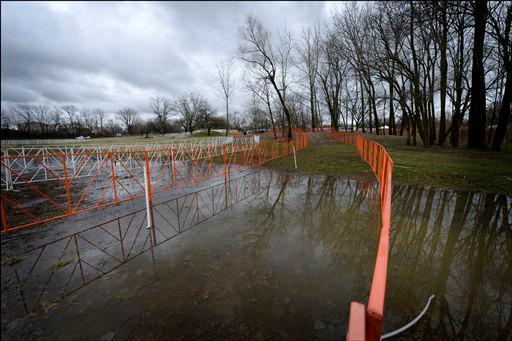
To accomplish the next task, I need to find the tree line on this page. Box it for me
[238,0,510,150]
[1,93,236,139]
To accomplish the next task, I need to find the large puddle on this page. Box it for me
[1,171,511,340]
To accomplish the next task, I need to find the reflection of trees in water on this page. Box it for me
[387,186,511,340]
[242,173,290,250]
[302,177,380,272]
[242,175,510,338]
[243,174,380,276]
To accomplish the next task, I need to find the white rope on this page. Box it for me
[381,295,436,340]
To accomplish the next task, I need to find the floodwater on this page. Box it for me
[1,170,511,340]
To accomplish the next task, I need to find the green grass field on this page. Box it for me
[265,134,512,195]
[264,143,374,180]
[1,131,229,148]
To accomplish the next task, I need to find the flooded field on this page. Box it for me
[1,170,511,340]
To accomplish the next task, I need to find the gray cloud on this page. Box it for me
[1,1,337,116]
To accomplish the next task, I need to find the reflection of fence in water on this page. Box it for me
[1,131,307,233]
[8,170,275,315]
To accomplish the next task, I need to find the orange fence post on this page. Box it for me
[1,200,8,233]
[347,302,366,341]
[172,148,177,186]
[223,146,227,179]
[193,147,197,181]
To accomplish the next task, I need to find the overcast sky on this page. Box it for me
[1,1,344,119]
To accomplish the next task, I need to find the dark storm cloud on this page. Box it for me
[1,1,338,114]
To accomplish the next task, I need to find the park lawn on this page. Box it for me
[186,130,225,138]
[2,133,229,148]
[265,137,512,196]
[263,143,374,180]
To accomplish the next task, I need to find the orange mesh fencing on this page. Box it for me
[302,127,332,132]
[332,130,393,341]
[1,131,307,234]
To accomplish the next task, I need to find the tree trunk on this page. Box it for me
[491,71,512,151]
[310,84,317,129]
[438,1,448,146]
[371,81,380,135]
[389,80,395,135]
[410,1,428,147]
[451,22,465,147]
[430,57,437,145]
[269,76,293,138]
[467,0,488,149]
[225,97,229,137]
[265,89,278,139]
[361,79,366,133]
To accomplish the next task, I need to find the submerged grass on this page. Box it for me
[2,256,23,267]
[265,135,512,195]
[50,259,73,271]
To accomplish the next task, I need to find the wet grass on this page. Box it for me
[2,255,23,267]
[264,143,374,181]
[265,135,512,195]
[113,288,131,303]
[370,135,512,195]
[187,131,225,138]
[96,257,109,267]
[50,259,73,271]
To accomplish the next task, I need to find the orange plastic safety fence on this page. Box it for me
[302,127,332,132]
[331,130,393,341]
[0,131,308,234]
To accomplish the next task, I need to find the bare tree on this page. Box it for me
[12,104,35,133]
[489,1,512,151]
[447,1,472,147]
[93,109,106,134]
[173,93,206,134]
[80,108,95,133]
[467,0,489,149]
[61,105,80,136]
[317,28,348,132]
[239,15,293,138]
[231,111,248,134]
[246,77,278,138]
[198,104,217,136]
[51,106,62,131]
[106,119,122,135]
[150,96,173,135]
[297,24,321,129]
[32,104,52,133]
[115,107,140,135]
[1,108,14,129]
[216,57,235,136]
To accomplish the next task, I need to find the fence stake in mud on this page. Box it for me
[110,154,119,205]
[143,161,155,245]
[4,150,13,191]
[293,146,297,169]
